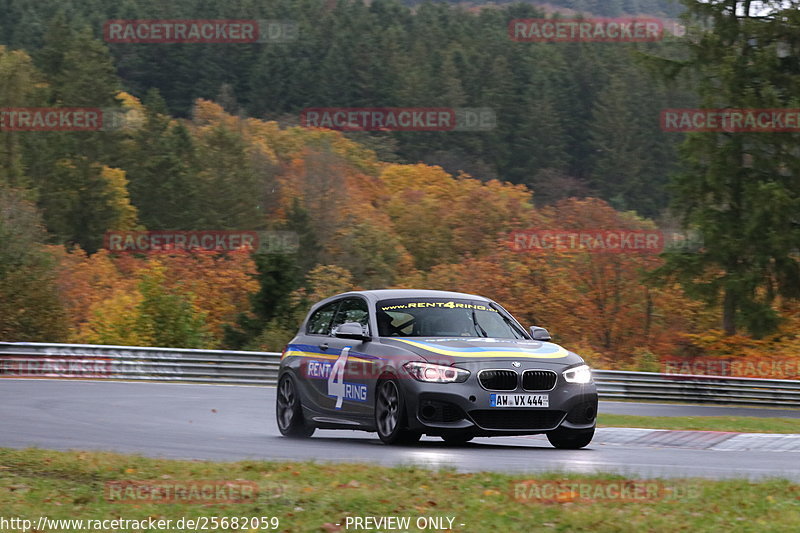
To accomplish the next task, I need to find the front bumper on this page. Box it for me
[400,371,597,437]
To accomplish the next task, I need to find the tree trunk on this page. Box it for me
[723,288,737,336]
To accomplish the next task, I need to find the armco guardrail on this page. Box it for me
[0,342,280,385]
[593,369,800,407]
[1,342,799,407]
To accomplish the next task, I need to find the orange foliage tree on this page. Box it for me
[42,101,741,367]
[51,246,258,347]
[406,199,709,366]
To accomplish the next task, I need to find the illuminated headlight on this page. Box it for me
[563,364,592,384]
[404,362,470,383]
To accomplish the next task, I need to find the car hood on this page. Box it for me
[380,337,585,367]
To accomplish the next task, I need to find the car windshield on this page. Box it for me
[376,298,527,339]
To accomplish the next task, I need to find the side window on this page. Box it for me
[306,301,340,336]
[331,298,370,333]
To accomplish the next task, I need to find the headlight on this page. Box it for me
[563,364,592,384]
[404,362,470,383]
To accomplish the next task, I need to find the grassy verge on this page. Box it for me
[598,413,800,433]
[2,448,800,532]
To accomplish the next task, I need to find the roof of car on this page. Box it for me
[343,289,490,302]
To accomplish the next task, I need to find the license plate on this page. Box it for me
[490,393,549,408]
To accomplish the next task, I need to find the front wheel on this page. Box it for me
[375,378,420,445]
[276,374,315,438]
[546,427,594,449]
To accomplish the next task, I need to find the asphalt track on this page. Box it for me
[2,379,800,481]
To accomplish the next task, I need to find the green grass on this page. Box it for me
[598,413,800,433]
[2,448,800,532]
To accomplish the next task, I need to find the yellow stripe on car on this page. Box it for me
[393,339,570,359]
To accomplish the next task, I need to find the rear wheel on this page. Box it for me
[276,374,315,438]
[375,378,420,445]
[546,427,594,449]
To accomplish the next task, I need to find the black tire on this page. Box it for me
[375,378,421,445]
[546,427,594,449]
[276,374,315,438]
[441,433,474,445]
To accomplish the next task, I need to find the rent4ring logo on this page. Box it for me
[304,349,368,408]
[300,108,496,132]
[104,19,298,43]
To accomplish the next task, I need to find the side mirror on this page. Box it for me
[529,326,552,341]
[333,322,370,341]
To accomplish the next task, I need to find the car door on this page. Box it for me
[325,297,373,417]
[299,299,342,412]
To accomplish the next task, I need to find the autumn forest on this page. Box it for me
[2,0,800,374]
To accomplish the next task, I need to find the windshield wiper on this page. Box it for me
[471,309,488,337]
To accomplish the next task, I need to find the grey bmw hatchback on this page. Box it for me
[276,289,597,448]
